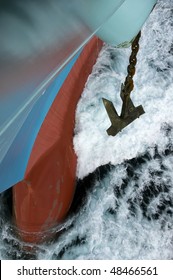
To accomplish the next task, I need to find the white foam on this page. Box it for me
[74,0,173,179]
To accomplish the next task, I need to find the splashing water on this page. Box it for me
[0,0,173,259]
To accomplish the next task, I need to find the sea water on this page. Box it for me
[0,0,173,259]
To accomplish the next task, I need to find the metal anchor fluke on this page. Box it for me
[102,97,145,137]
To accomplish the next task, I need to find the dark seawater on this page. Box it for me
[0,124,173,259]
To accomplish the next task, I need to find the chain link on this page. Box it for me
[123,31,141,96]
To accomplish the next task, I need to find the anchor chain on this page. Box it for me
[102,31,145,136]
[124,32,141,94]
[120,31,142,119]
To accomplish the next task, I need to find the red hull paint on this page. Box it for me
[13,37,103,243]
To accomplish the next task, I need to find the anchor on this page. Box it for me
[102,31,145,136]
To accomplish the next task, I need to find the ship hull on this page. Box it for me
[13,37,103,243]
